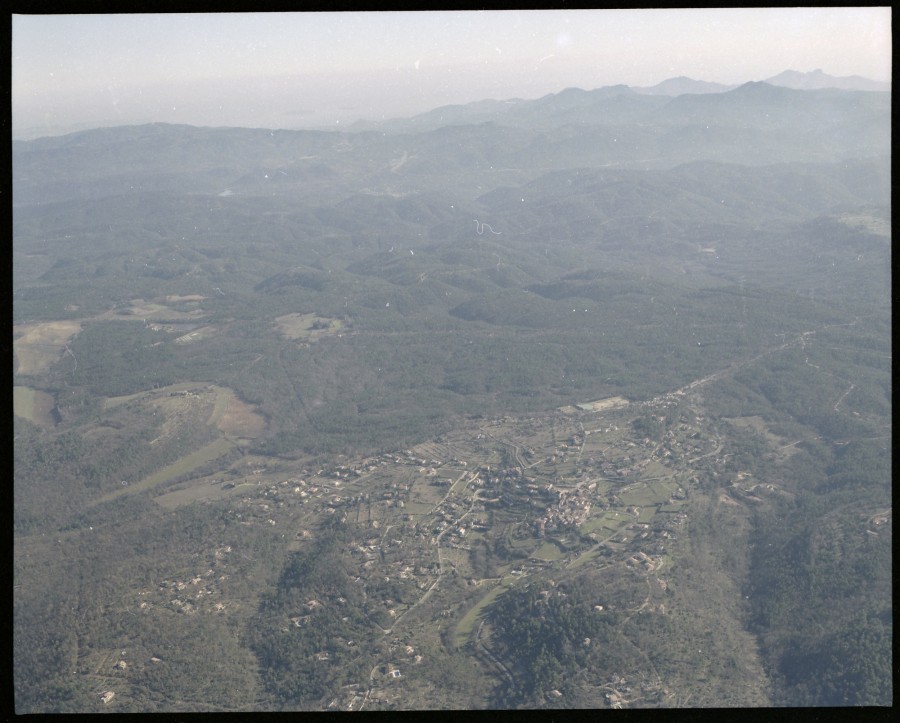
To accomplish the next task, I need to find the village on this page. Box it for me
[91,388,748,709]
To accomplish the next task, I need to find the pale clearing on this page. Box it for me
[13,320,82,376]
[14,386,57,427]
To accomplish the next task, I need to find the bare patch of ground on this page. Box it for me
[13,320,82,375]
[154,475,246,510]
[837,212,891,237]
[577,396,630,412]
[99,299,206,321]
[274,312,344,341]
[164,294,207,303]
[210,387,268,439]
[173,325,218,344]
[14,386,57,427]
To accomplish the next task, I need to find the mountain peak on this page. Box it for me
[634,76,737,96]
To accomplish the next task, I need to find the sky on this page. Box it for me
[11,8,892,138]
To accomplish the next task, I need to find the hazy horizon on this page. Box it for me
[12,8,892,139]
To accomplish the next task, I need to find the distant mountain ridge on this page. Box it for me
[633,76,737,96]
[634,69,890,96]
[348,69,888,133]
[14,76,890,208]
[14,70,888,141]
[764,68,890,92]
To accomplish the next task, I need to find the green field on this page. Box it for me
[638,505,658,523]
[532,540,566,561]
[568,548,602,570]
[402,502,434,515]
[618,484,665,507]
[579,510,630,535]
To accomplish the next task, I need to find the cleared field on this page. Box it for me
[838,212,890,237]
[155,477,246,509]
[579,510,630,535]
[454,580,507,648]
[532,541,565,561]
[647,478,679,498]
[587,479,614,498]
[99,298,207,321]
[617,484,664,507]
[14,386,57,427]
[658,502,685,513]
[568,548,601,569]
[104,383,267,440]
[274,313,344,341]
[638,506,658,523]
[173,325,218,344]
[164,294,207,303]
[576,396,630,412]
[402,502,434,515]
[92,437,236,506]
[407,482,447,507]
[13,320,82,375]
[208,386,268,438]
[104,382,197,409]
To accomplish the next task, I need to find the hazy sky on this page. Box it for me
[12,8,892,137]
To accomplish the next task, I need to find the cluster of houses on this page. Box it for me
[535,487,593,537]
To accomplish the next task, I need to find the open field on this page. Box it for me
[402,502,434,515]
[99,298,207,321]
[164,294,207,303]
[154,475,247,509]
[577,396,630,412]
[837,211,891,237]
[91,437,236,506]
[274,312,344,341]
[103,383,267,441]
[208,386,268,438]
[578,511,630,536]
[103,382,201,409]
[174,325,218,344]
[13,320,82,376]
[13,386,57,427]
[532,541,566,561]
[618,483,668,508]
[453,581,508,648]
